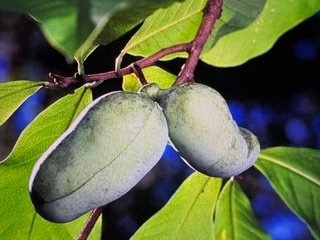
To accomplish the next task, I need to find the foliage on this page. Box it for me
[0,80,42,126]
[255,147,320,239]
[0,0,177,63]
[0,0,319,239]
[214,180,270,240]
[131,173,221,240]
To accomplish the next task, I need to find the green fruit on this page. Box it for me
[29,91,168,223]
[141,83,260,178]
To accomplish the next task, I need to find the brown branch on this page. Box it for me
[77,207,103,240]
[46,43,191,89]
[175,0,223,84]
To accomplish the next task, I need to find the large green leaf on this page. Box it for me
[122,66,176,92]
[0,0,176,61]
[131,172,222,240]
[0,80,42,126]
[117,0,206,63]
[215,180,270,240]
[119,0,265,63]
[255,147,320,239]
[201,0,320,66]
[0,87,102,239]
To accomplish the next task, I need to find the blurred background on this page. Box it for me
[0,10,319,240]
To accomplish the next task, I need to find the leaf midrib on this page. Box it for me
[258,153,320,186]
[230,182,236,240]
[27,213,37,240]
[66,87,89,128]
[0,83,42,100]
[174,177,211,239]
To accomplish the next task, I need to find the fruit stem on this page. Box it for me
[175,0,223,85]
[130,63,148,85]
[76,207,103,240]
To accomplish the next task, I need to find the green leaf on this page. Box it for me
[215,180,270,240]
[0,0,177,61]
[0,87,100,240]
[122,66,176,92]
[202,0,266,54]
[201,0,320,67]
[131,172,222,240]
[120,0,265,62]
[255,147,320,239]
[0,80,42,126]
[118,0,206,62]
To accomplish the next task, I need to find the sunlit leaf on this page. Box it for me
[255,147,320,239]
[0,0,177,61]
[122,66,176,92]
[215,180,270,240]
[0,87,101,240]
[118,0,206,62]
[0,80,42,126]
[120,0,265,62]
[201,0,320,66]
[131,172,221,240]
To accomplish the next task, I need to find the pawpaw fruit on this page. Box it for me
[141,83,260,178]
[29,91,168,223]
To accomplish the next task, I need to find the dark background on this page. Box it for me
[0,9,319,240]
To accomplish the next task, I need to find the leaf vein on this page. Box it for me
[0,83,42,100]
[125,0,204,53]
[259,153,320,186]
[174,177,211,239]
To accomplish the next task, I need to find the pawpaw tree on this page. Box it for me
[0,0,319,239]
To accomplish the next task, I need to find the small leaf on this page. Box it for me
[120,0,265,61]
[131,172,222,240]
[0,80,42,126]
[215,180,270,240]
[122,66,176,92]
[255,147,320,239]
[0,0,178,61]
[201,0,320,66]
[0,87,98,240]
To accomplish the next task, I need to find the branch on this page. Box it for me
[175,0,223,84]
[77,207,103,240]
[46,43,191,89]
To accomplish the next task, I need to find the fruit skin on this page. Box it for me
[141,83,260,178]
[29,91,168,223]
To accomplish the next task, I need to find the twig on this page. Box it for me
[175,0,223,84]
[130,63,148,85]
[46,43,191,89]
[77,207,103,240]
